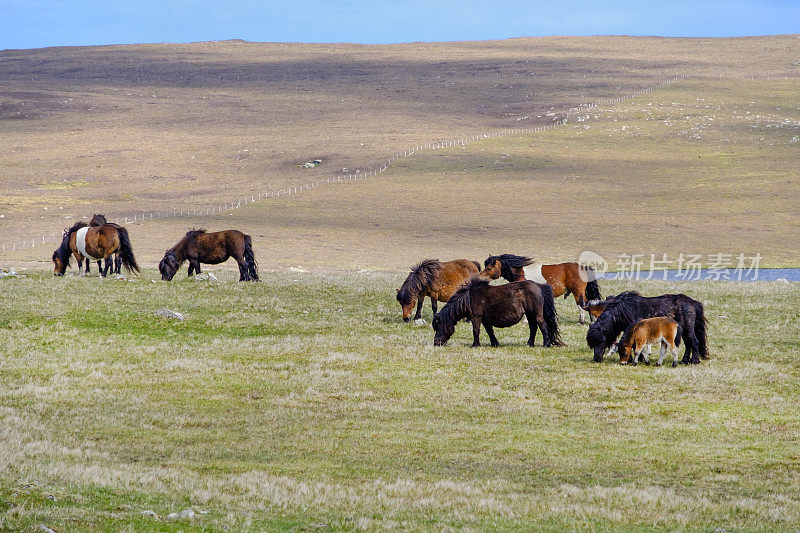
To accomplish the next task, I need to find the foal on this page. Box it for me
[618,317,682,367]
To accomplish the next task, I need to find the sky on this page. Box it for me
[1,0,798,50]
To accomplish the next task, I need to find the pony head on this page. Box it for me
[431,277,480,346]
[432,311,454,346]
[159,250,181,281]
[52,248,68,276]
[480,256,503,280]
[395,288,417,322]
[396,259,441,322]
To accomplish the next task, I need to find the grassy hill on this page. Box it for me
[1,36,799,268]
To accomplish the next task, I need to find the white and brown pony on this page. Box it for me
[617,317,682,367]
[481,254,601,324]
[52,221,139,276]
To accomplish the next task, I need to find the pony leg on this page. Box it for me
[682,326,700,365]
[632,349,640,366]
[413,297,424,321]
[671,345,679,367]
[115,253,121,274]
[97,260,104,277]
[430,298,438,316]
[535,309,551,347]
[103,258,111,277]
[470,318,482,347]
[573,293,588,325]
[484,324,499,347]
[657,341,667,366]
[642,344,651,365]
[236,258,249,281]
[525,310,539,346]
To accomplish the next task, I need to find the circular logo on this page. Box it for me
[578,251,607,282]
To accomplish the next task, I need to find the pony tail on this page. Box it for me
[540,283,563,346]
[116,226,140,273]
[243,235,259,281]
[584,267,602,302]
[471,260,481,271]
[693,301,708,359]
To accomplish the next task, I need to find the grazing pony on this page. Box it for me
[396,259,481,322]
[481,254,601,324]
[159,229,259,281]
[432,276,563,348]
[52,221,139,277]
[88,213,122,273]
[618,317,683,367]
[586,291,707,364]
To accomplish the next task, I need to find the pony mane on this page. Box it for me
[397,259,442,303]
[184,228,207,241]
[486,254,534,280]
[586,291,641,350]
[435,276,486,335]
[486,254,534,268]
[53,221,88,269]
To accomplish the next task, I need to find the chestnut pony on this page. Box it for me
[396,259,480,322]
[481,254,601,324]
[52,220,139,276]
[159,229,259,281]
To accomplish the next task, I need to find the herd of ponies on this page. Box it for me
[50,216,708,366]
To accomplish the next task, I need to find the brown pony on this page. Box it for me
[52,221,139,276]
[481,254,601,324]
[432,276,563,347]
[617,317,682,367]
[159,229,259,281]
[396,259,481,322]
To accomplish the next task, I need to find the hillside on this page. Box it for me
[1,36,798,268]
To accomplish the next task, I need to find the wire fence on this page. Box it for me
[1,75,688,256]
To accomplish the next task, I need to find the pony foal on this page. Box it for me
[618,317,683,367]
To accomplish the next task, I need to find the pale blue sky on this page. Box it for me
[1,0,798,49]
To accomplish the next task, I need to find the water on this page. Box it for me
[597,268,800,282]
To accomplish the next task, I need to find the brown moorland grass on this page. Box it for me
[9,75,798,271]
[1,35,798,263]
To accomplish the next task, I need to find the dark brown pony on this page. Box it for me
[52,221,139,276]
[481,254,601,324]
[159,229,259,281]
[396,259,481,322]
[432,276,563,347]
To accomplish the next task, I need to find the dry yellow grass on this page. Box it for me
[1,35,799,269]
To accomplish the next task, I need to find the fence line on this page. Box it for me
[1,75,688,255]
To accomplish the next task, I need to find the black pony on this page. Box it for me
[159,229,259,281]
[586,291,708,364]
[432,276,563,348]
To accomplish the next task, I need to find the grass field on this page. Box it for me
[1,270,799,531]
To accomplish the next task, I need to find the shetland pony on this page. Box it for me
[618,317,683,367]
[88,214,121,274]
[431,277,563,347]
[481,254,601,324]
[52,221,139,276]
[586,291,707,364]
[396,259,481,322]
[159,229,259,281]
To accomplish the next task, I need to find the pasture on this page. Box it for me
[1,270,799,531]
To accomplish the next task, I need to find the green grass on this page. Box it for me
[1,270,799,531]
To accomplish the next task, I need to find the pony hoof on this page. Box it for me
[672,362,678,368]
